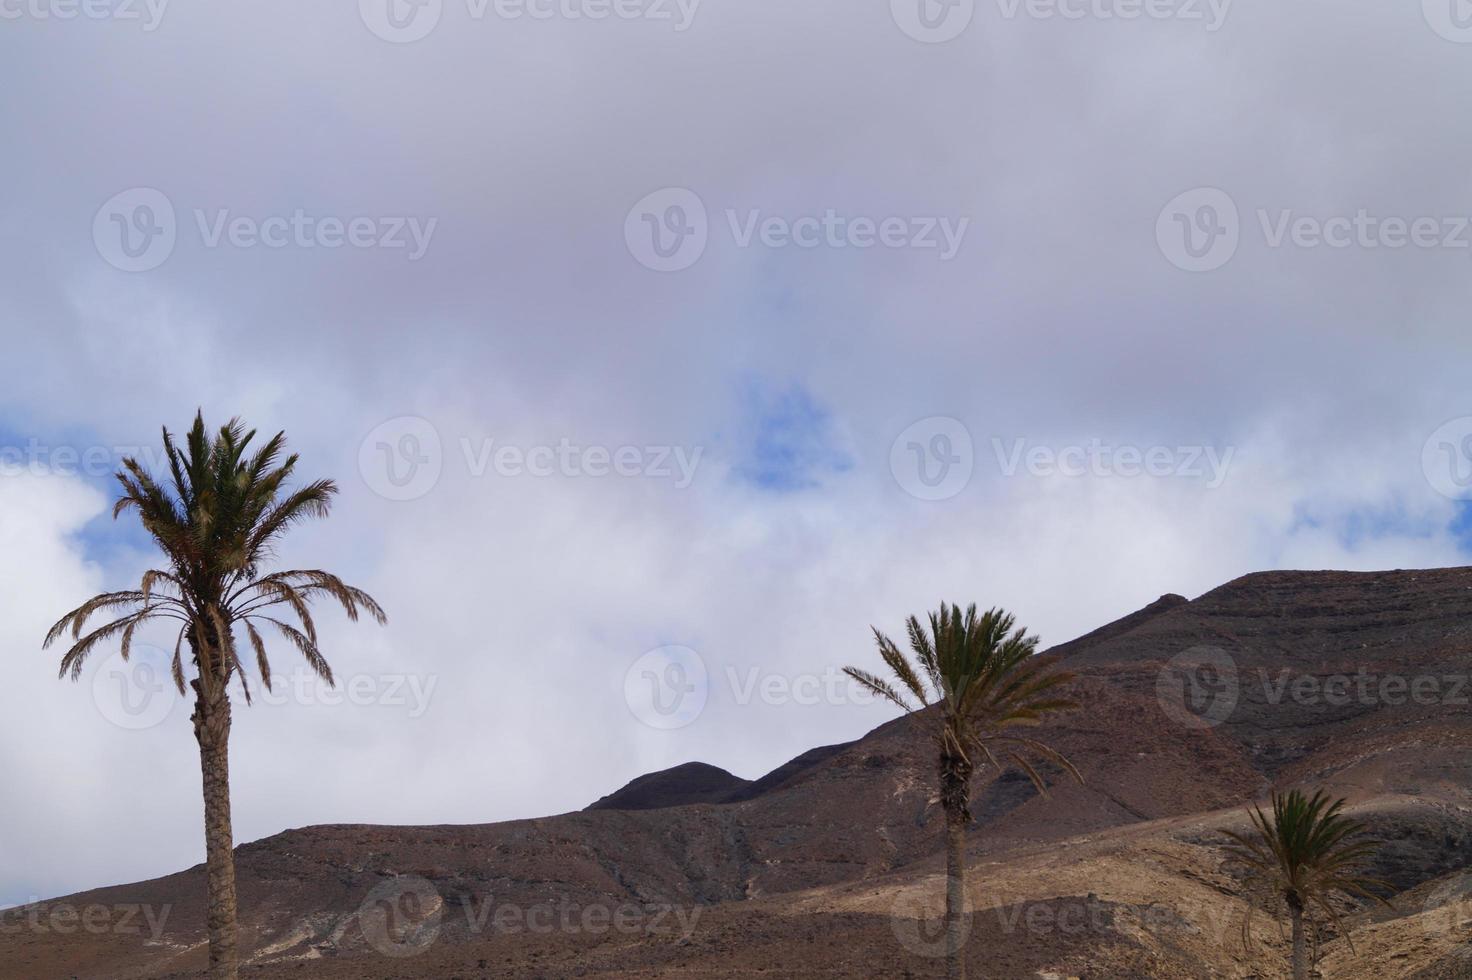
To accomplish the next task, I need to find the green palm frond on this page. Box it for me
[873,627,929,706]
[45,411,384,704]
[1220,788,1393,957]
[845,601,1080,796]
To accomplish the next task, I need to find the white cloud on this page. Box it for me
[4,0,1472,904]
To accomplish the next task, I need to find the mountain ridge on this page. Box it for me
[7,565,1472,978]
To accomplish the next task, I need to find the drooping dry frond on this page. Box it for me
[54,607,169,680]
[250,616,334,686]
[843,666,915,713]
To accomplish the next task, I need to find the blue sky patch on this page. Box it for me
[728,382,852,492]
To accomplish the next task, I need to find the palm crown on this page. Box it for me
[845,603,1081,807]
[1220,788,1391,954]
[44,412,385,702]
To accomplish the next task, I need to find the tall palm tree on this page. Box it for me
[845,603,1080,980]
[1220,788,1391,980]
[44,413,386,980]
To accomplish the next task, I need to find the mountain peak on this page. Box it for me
[585,761,751,811]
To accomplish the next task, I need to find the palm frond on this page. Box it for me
[56,607,163,680]
[249,615,334,686]
[872,628,929,706]
[844,602,1081,816]
[843,666,914,712]
[1219,788,1390,960]
[46,412,383,707]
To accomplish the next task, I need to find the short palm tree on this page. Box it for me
[44,413,386,980]
[845,603,1080,980]
[1220,788,1391,980]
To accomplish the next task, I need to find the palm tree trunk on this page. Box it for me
[944,804,967,980]
[1288,897,1307,980]
[938,749,973,980]
[193,680,238,980]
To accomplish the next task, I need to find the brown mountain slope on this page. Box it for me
[5,567,1472,979]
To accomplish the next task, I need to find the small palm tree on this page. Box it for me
[1220,788,1391,980]
[44,413,386,980]
[845,603,1080,980]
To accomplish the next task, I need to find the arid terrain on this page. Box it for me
[5,568,1472,979]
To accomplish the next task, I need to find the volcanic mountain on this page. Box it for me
[5,568,1472,978]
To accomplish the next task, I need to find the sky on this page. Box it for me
[4,0,1472,909]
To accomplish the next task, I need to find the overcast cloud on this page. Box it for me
[4,0,1472,908]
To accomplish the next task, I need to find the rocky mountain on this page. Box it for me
[584,762,753,811]
[5,568,1472,978]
